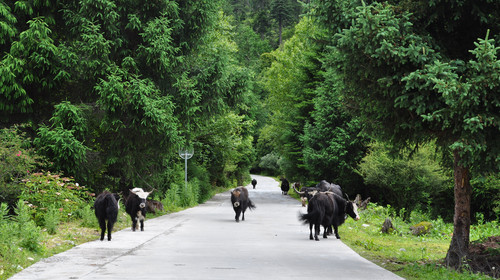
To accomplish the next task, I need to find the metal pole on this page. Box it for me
[184,155,188,190]
[179,147,193,191]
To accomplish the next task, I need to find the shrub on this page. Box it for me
[18,172,93,225]
[74,204,98,228]
[259,152,281,175]
[0,125,44,184]
[44,205,61,235]
[358,141,450,220]
[0,125,46,211]
[14,200,42,252]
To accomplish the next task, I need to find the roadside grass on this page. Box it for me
[339,203,498,279]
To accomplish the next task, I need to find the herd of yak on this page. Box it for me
[93,178,359,242]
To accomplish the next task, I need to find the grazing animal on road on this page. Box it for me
[146,199,164,214]
[251,179,257,189]
[292,182,320,206]
[293,180,344,206]
[280,177,290,195]
[125,188,153,231]
[316,180,343,197]
[328,192,360,239]
[94,191,120,241]
[299,191,360,240]
[298,192,334,241]
[231,187,256,222]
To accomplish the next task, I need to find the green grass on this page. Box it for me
[338,203,498,279]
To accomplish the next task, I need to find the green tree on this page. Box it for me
[302,79,367,191]
[1,0,253,196]
[315,0,500,269]
[270,0,301,47]
[259,17,322,181]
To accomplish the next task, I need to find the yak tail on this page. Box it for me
[298,208,319,225]
[248,199,256,210]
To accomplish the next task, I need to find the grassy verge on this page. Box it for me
[338,203,498,279]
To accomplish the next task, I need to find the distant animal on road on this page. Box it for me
[292,182,320,206]
[280,177,290,195]
[94,191,120,241]
[146,199,164,214]
[251,179,257,189]
[299,191,360,240]
[293,180,344,206]
[125,188,153,231]
[231,187,256,222]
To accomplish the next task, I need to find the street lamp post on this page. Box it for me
[178,147,194,190]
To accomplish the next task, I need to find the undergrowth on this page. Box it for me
[339,202,499,280]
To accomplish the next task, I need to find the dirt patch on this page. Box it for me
[467,236,500,278]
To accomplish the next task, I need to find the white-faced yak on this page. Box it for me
[230,187,256,222]
[94,191,120,241]
[125,188,153,231]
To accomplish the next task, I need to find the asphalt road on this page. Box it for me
[9,175,403,280]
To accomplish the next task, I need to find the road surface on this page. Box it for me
[9,175,403,280]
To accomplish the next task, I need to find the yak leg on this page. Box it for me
[234,208,241,222]
[106,220,114,241]
[314,222,320,241]
[333,225,340,239]
[309,223,314,240]
[131,217,137,232]
[140,220,144,231]
[98,218,106,241]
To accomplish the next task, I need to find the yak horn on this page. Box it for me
[292,182,304,195]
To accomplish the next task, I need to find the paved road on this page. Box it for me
[9,175,403,280]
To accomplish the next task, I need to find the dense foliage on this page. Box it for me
[0,0,498,275]
[312,0,500,268]
[0,0,257,196]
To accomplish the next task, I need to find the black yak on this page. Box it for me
[280,177,290,195]
[94,191,120,241]
[299,191,359,240]
[125,188,153,231]
[230,187,256,222]
[293,180,343,206]
[146,199,164,214]
[329,192,360,239]
[251,178,257,189]
[298,192,333,241]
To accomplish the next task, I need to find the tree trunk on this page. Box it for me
[445,149,472,269]
[278,18,283,48]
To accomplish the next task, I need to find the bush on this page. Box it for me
[259,152,280,175]
[18,172,93,225]
[358,141,450,220]
[15,200,42,252]
[0,125,44,184]
[44,205,61,235]
[0,125,46,212]
[471,173,500,222]
[74,204,98,228]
